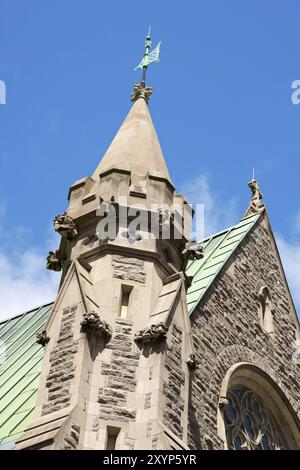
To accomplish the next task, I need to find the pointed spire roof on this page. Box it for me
[92,97,173,185]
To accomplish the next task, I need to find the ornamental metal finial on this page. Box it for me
[131,28,161,103]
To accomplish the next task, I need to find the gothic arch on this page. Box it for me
[217,362,300,450]
[258,286,275,336]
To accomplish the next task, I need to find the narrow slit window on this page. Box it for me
[106,426,120,450]
[258,286,275,336]
[120,285,133,319]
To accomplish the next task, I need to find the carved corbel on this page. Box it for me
[80,311,112,340]
[181,241,204,270]
[46,250,63,271]
[181,241,204,288]
[135,322,168,344]
[53,212,78,240]
[36,329,50,347]
[131,83,153,103]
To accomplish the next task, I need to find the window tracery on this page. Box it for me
[225,388,286,450]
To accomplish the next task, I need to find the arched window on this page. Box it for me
[224,387,285,449]
[218,363,300,450]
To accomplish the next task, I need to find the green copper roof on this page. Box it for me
[0,302,53,446]
[186,213,261,314]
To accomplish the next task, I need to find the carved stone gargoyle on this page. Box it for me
[53,212,78,240]
[36,329,50,347]
[244,179,265,217]
[46,250,62,271]
[135,322,168,345]
[80,311,112,339]
[218,396,229,409]
[181,241,204,287]
[187,353,197,369]
[131,83,153,103]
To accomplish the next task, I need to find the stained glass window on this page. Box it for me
[224,388,286,450]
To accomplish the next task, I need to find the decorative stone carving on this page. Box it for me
[245,178,265,216]
[46,250,62,271]
[218,396,229,409]
[80,311,112,339]
[181,240,204,273]
[135,322,168,344]
[187,353,197,369]
[249,179,262,205]
[53,212,78,240]
[36,329,50,347]
[131,83,153,103]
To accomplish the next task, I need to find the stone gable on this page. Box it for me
[188,216,300,449]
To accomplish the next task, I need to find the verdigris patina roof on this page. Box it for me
[0,303,53,447]
[186,213,261,314]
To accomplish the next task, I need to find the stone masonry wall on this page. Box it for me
[42,305,79,415]
[63,422,80,450]
[163,324,185,439]
[188,220,300,449]
[112,255,146,284]
[96,318,138,424]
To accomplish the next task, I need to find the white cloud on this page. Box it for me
[179,175,239,237]
[0,247,59,321]
[0,204,60,321]
[276,235,300,315]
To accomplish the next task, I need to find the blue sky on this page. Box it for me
[0,0,300,318]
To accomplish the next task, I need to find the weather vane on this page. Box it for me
[131,28,161,103]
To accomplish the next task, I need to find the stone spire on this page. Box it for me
[92,29,170,188]
[92,95,173,187]
[15,34,196,452]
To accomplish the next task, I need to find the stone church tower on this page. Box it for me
[12,39,300,450]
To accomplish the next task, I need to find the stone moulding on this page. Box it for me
[80,311,112,339]
[135,322,168,344]
[130,83,153,103]
[36,329,50,347]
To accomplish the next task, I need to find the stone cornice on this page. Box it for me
[78,243,177,277]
